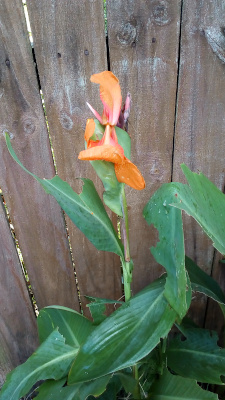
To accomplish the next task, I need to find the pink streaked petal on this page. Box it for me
[110,127,118,144]
[86,102,103,123]
[91,71,122,126]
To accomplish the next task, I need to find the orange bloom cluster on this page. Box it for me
[78,71,145,190]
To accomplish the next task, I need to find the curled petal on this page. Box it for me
[91,71,122,126]
[115,159,146,190]
[78,144,124,164]
[84,119,96,146]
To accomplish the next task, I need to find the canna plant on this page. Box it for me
[1,71,225,400]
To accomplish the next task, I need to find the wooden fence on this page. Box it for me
[1,0,225,386]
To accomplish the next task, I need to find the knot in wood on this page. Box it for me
[204,27,225,64]
[59,111,73,131]
[117,21,137,46]
[151,1,171,26]
[22,118,36,135]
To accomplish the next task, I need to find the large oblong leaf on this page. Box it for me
[167,327,225,384]
[150,368,218,399]
[90,159,124,216]
[5,133,123,257]
[37,306,94,346]
[0,330,78,400]
[68,278,177,384]
[171,164,225,255]
[143,186,189,320]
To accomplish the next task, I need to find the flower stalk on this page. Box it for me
[121,185,133,302]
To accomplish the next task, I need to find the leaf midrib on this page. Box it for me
[42,178,123,257]
[168,345,225,362]
[10,347,78,400]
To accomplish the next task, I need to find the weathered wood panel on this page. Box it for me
[26,0,122,312]
[0,0,79,310]
[0,197,38,386]
[107,0,182,293]
[172,1,225,326]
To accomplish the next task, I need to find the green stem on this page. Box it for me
[133,363,141,399]
[121,185,130,262]
[121,185,132,302]
[120,186,140,398]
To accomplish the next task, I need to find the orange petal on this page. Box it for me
[114,158,145,190]
[84,119,96,145]
[91,71,122,126]
[78,144,124,164]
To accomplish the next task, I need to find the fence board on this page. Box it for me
[0,197,38,386]
[26,0,122,312]
[1,0,225,386]
[107,0,182,293]
[172,1,225,326]
[0,0,79,310]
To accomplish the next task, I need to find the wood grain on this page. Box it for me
[172,1,225,326]
[0,0,79,310]
[0,197,38,386]
[106,0,182,293]
[26,0,122,312]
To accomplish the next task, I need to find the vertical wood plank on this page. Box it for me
[106,0,182,293]
[0,197,38,386]
[0,0,79,310]
[172,1,225,325]
[27,0,122,312]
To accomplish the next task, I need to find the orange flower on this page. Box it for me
[78,72,145,190]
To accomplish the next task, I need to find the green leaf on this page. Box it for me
[150,368,218,399]
[68,278,177,384]
[90,160,124,216]
[5,133,123,258]
[88,375,122,400]
[0,330,78,400]
[138,347,166,394]
[85,297,123,325]
[143,185,189,319]
[35,375,111,400]
[185,256,225,317]
[89,121,131,216]
[171,164,225,255]
[37,306,94,346]
[115,371,137,395]
[35,378,66,400]
[115,125,131,159]
[167,327,225,384]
